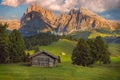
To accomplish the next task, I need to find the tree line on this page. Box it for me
[72,36,111,66]
[0,23,28,63]
[24,33,59,50]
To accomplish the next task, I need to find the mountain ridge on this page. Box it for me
[1,4,120,36]
[0,20,20,30]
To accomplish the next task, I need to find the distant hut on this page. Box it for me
[30,50,59,67]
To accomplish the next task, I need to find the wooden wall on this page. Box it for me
[31,53,58,67]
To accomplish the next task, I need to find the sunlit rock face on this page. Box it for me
[20,4,120,36]
[0,20,20,30]
[20,3,56,36]
[55,7,120,35]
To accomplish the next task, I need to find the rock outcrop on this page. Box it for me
[0,20,20,30]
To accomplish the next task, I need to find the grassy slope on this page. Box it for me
[109,44,120,57]
[0,39,120,80]
[71,31,91,39]
[39,39,76,62]
[70,30,120,39]
[88,30,113,38]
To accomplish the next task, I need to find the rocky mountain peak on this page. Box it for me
[25,3,42,14]
[79,7,105,20]
[69,9,78,15]
[20,4,120,36]
[23,3,56,22]
[20,4,57,36]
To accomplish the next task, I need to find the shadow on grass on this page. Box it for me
[18,62,31,67]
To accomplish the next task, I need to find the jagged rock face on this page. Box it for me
[55,13,71,35]
[23,4,56,25]
[20,4,120,36]
[20,4,56,35]
[0,20,20,30]
[57,8,120,34]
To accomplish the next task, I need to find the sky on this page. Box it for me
[0,0,120,22]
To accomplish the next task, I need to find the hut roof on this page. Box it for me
[30,50,59,59]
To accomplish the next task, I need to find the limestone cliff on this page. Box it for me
[20,3,56,35]
[0,20,20,30]
[56,8,120,34]
[20,4,120,36]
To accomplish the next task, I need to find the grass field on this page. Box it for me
[109,44,120,57]
[0,39,120,80]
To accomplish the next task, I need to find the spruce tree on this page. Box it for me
[0,23,10,63]
[9,29,26,62]
[72,39,91,66]
[94,36,111,64]
[87,39,97,64]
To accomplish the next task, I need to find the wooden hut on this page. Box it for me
[30,50,59,67]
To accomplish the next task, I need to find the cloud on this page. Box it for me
[1,0,35,7]
[40,0,77,12]
[74,0,120,13]
[1,0,120,13]
[1,0,20,7]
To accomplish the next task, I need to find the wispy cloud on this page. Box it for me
[1,0,120,13]
[1,0,20,7]
[1,0,34,7]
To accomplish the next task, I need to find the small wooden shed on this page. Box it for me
[30,50,59,67]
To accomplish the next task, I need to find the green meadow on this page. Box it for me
[0,39,120,80]
[70,30,120,39]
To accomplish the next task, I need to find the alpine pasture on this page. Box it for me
[0,39,120,80]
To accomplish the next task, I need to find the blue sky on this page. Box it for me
[0,0,120,22]
[0,4,28,19]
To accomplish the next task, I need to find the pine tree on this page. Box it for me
[9,29,26,62]
[72,39,92,66]
[0,23,10,63]
[87,39,97,64]
[94,36,111,64]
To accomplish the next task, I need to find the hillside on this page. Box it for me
[68,29,120,44]
[27,39,120,61]
[1,39,120,80]
[26,39,76,62]
[109,44,120,57]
